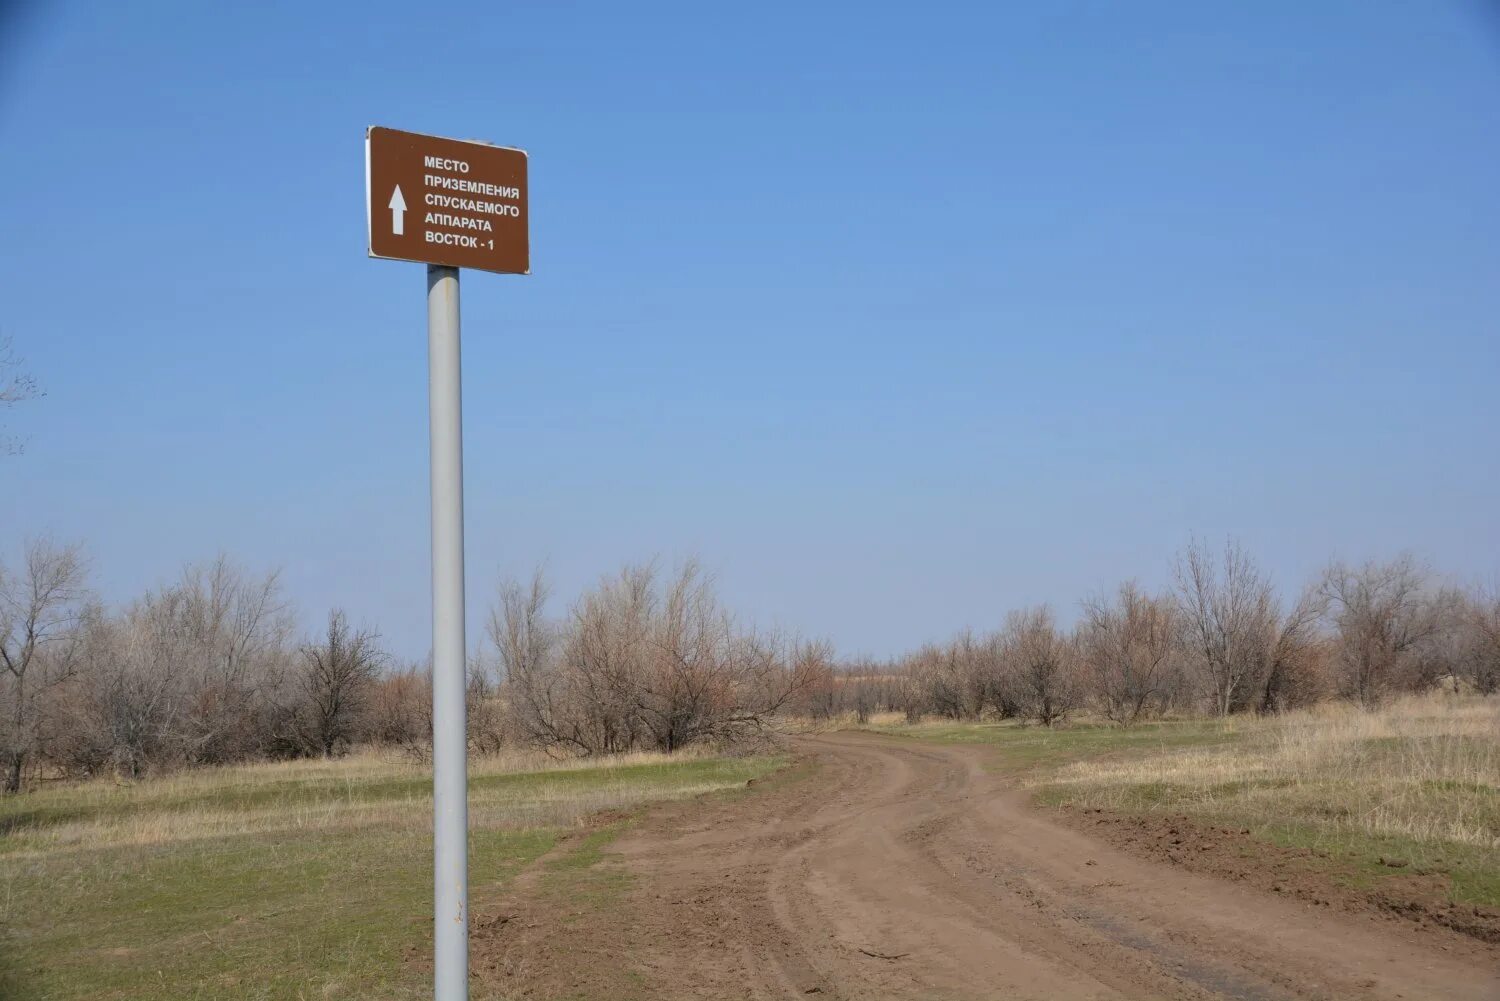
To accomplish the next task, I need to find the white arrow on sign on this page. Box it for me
[389,185,407,235]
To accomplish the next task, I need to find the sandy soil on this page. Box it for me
[474,732,1500,1000]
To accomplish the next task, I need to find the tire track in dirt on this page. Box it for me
[478,733,1500,1000]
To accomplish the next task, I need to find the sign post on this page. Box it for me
[367,126,529,1001]
[426,261,467,1001]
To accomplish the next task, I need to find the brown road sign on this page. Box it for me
[366,126,529,274]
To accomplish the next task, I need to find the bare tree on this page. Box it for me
[367,661,432,757]
[1001,606,1081,727]
[1321,557,1439,707]
[1257,589,1328,712]
[849,675,876,724]
[173,557,293,764]
[893,663,927,723]
[1,335,42,455]
[907,643,962,719]
[952,629,1005,720]
[496,564,653,755]
[51,559,296,778]
[1174,539,1278,716]
[289,610,384,757]
[901,631,1009,722]
[491,569,552,685]
[94,589,193,778]
[0,539,87,792]
[1457,587,1500,695]
[1080,582,1180,725]
[556,563,654,754]
[35,606,117,778]
[629,562,811,752]
[468,570,556,756]
[498,562,823,756]
[491,570,574,752]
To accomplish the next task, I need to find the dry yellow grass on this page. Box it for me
[0,744,744,857]
[1038,694,1500,851]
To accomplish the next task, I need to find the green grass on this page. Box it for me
[0,751,785,1001]
[2,825,552,1001]
[1263,824,1500,907]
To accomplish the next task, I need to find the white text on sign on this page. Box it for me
[415,155,522,250]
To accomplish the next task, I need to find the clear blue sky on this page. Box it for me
[2,2,1497,660]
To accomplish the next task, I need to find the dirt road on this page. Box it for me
[480,733,1500,1000]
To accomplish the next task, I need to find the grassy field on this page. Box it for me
[0,748,784,1001]
[864,695,1500,908]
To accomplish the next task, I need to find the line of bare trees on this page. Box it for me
[494,561,829,756]
[0,544,387,792]
[4,535,1496,791]
[0,544,829,792]
[819,540,1498,729]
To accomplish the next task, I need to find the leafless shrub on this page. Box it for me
[1079,582,1180,725]
[367,662,431,756]
[496,561,825,755]
[848,675,877,724]
[1321,557,1440,707]
[900,631,1007,721]
[92,588,195,777]
[1000,606,1082,727]
[1174,539,1279,716]
[905,644,960,719]
[1455,587,1500,695]
[282,610,384,758]
[466,668,507,755]
[891,665,926,723]
[1257,589,1329,712]
[168,557,294,765]
[46,558,296,779]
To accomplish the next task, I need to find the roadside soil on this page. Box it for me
[1060,805,1500,946]
[472,732,1500,1000]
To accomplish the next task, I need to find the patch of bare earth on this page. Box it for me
[1058,806,1500,945]
[470,734,1500,1001]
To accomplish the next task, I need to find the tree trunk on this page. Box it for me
[4,751,23,794]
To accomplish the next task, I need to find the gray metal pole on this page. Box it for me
[426,264,468,1001]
